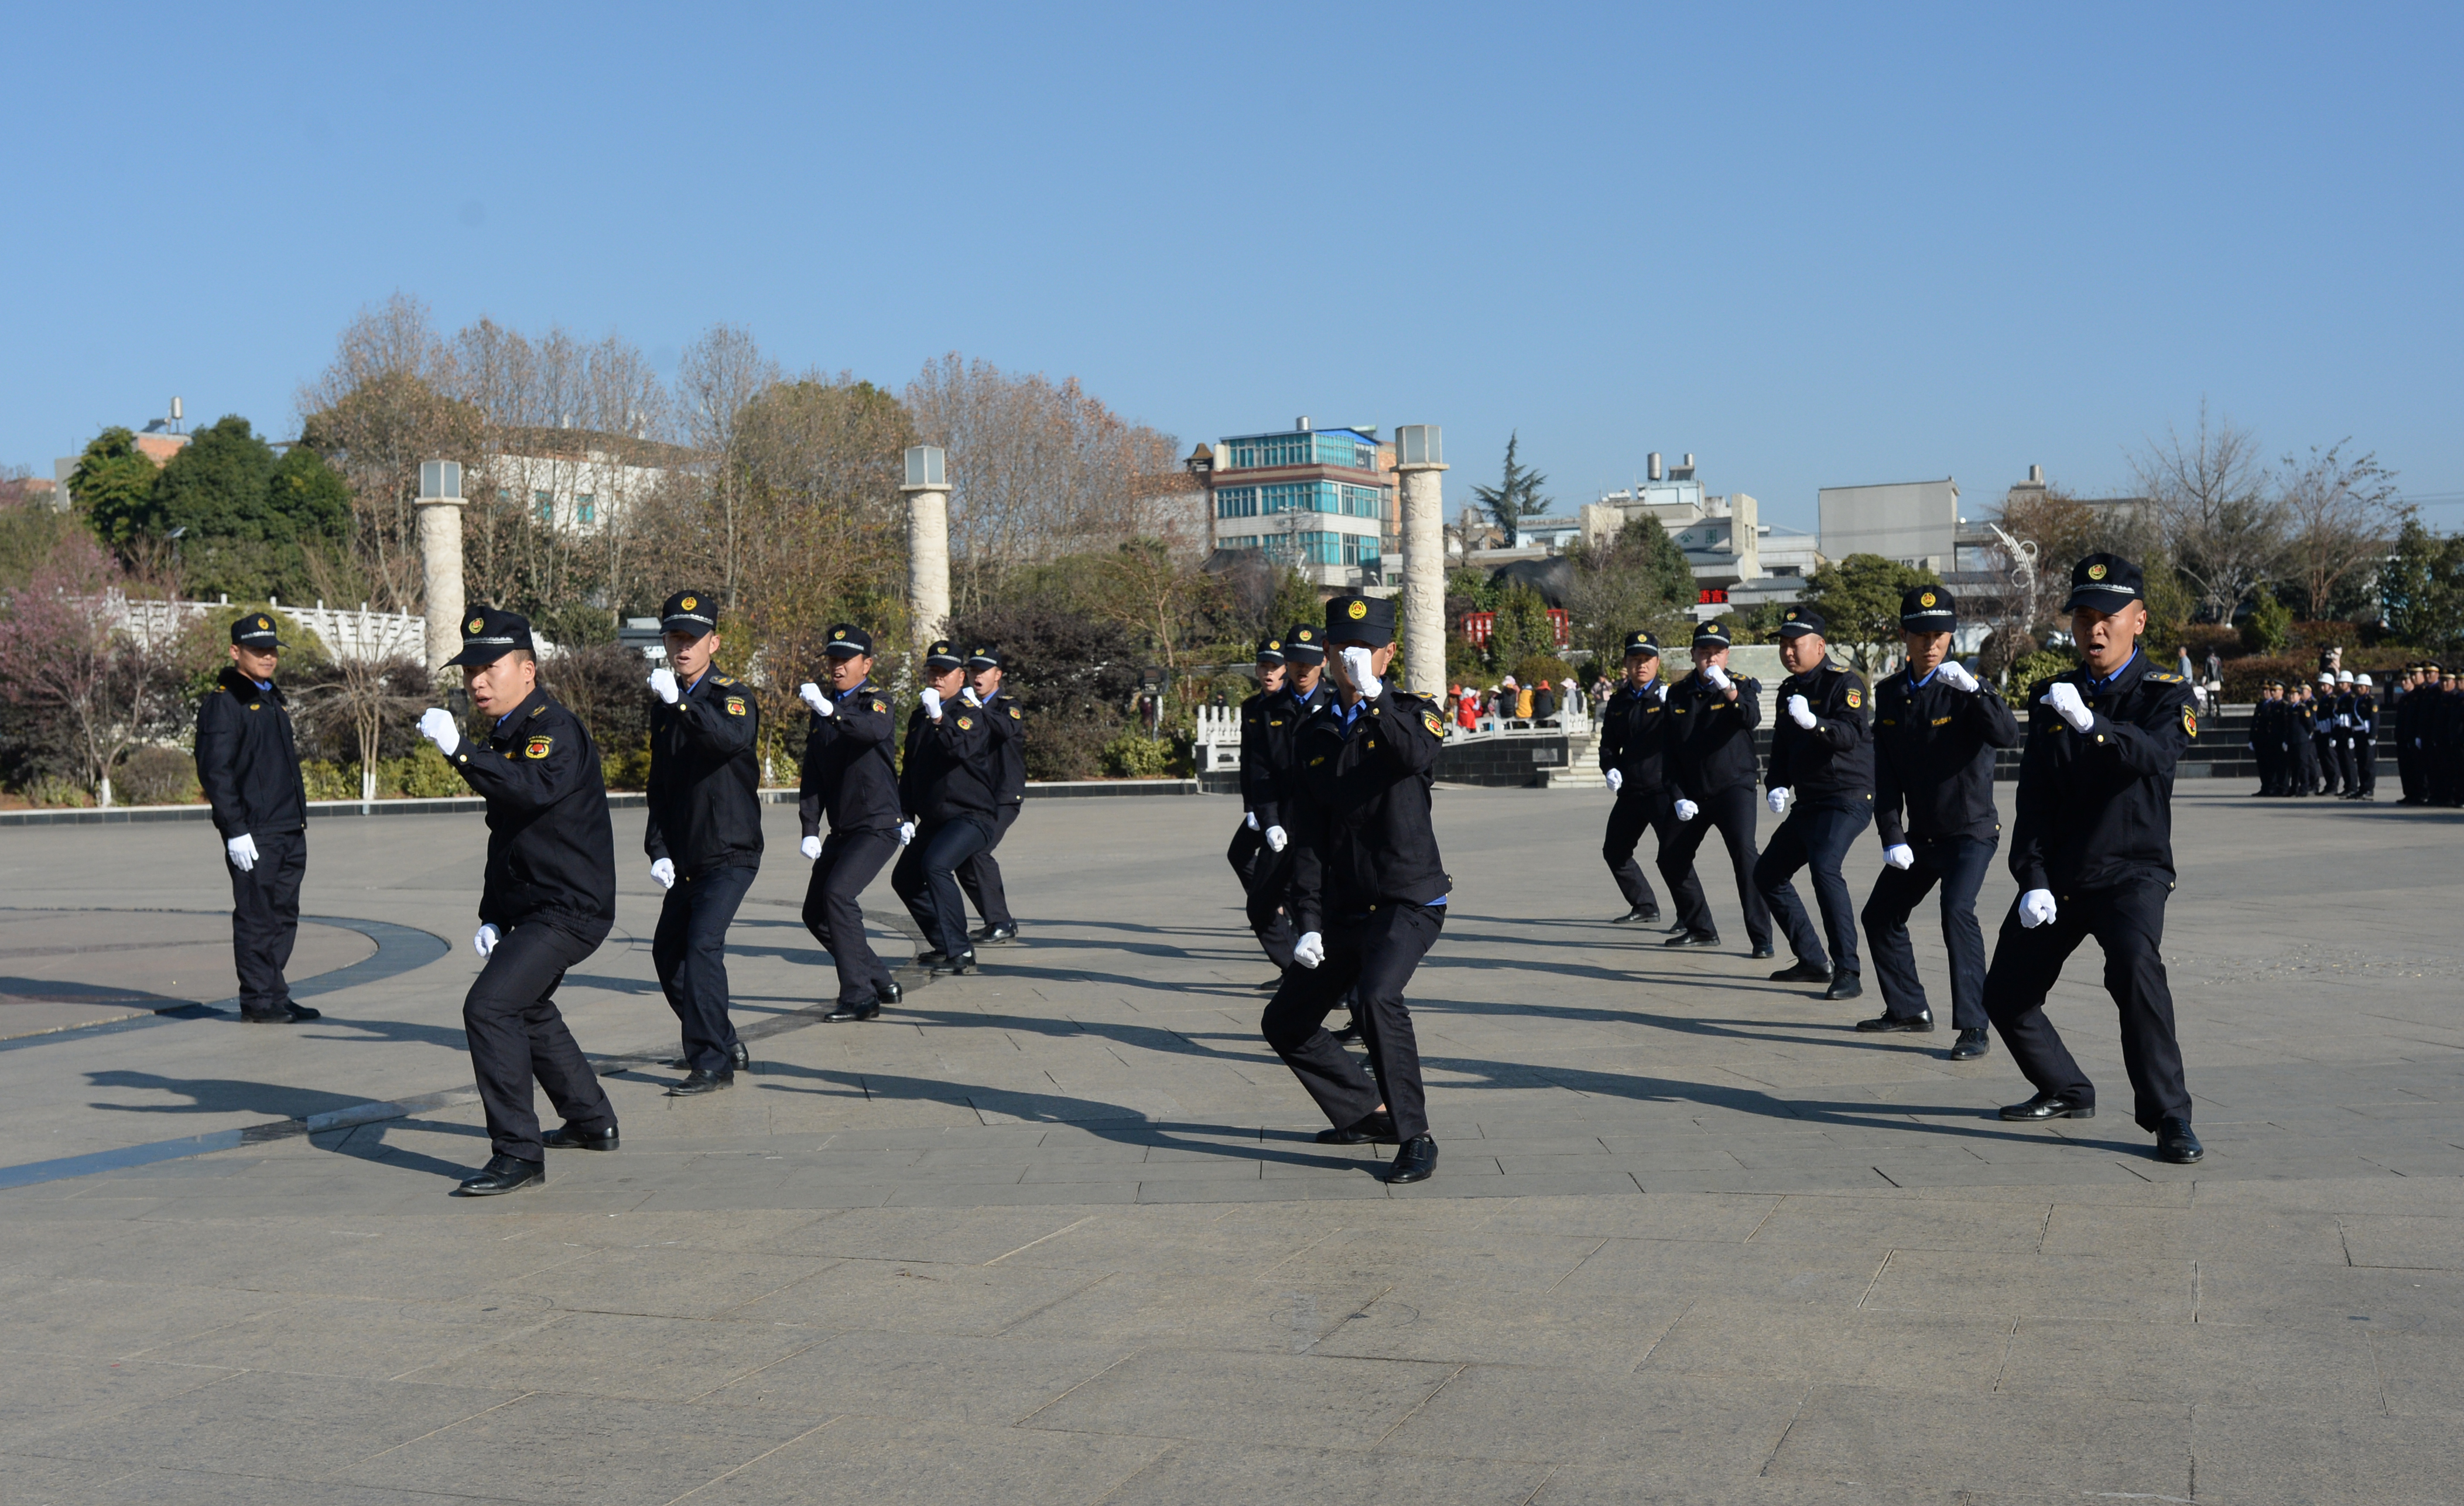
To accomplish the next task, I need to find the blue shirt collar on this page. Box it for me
[1910,667,1939,689]
[2086,646,2141,693]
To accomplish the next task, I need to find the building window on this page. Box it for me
[577,495,596,525]
[1343,532,1380,566]
[1340,484,1383,519]
[1217,535,1261,552]
[534,490,554,523]
[1215,485,1260,519]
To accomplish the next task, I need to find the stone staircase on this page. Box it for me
[1546,720,1606,789]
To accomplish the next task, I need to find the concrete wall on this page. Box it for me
[1819,478,1959,569]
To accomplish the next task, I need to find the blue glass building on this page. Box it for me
[1200,420,1395,586]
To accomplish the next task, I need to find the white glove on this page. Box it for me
[2336,714,2350,728]
[473,923,500,957]
[1702,665,1731,692]
[1245,811,1260,831]
[1340,646,1382,700]
[959,686,982,708]
[800,834,822,860]
[799,682,831,716]
[417,707,460,758]
[1292,931,1325,969]
[1604,768,1624,793]
[1674,799,1700,822]
[1768,786,1792,816]
[1787,693,1816,730]
[2018,889,2058,929]
[896,819,916,846]
[1938,660,1980,693]
[919,687,943,720]
[1265,824,1288,853]
[225,833,258,872]
[1884,843,1915,870]
[2041,682,2094,732]
[1653,682,1669,702]
[648,667,679,704]
[650,858,675,889]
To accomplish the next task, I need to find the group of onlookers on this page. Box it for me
[1450,675,1570,730]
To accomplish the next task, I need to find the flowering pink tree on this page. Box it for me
[0,534,189,806]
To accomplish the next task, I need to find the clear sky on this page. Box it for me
[9,2,2459,535]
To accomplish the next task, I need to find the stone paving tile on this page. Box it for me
[28,1370,516,1477]
[0,1278,290,1361]
[1994,1315,2387,1411]
[1100,1439,1551,1505]
[1309,1282,1688,1371]
[2191,1258,2464,1333]
[686,1415,1172,1506]
[0,1355,239,1454]
[1382,1364,1805,1474]
[1022,1347,1459,1449]
[998,1272,1390,1351]
[2188,1403,2463,1505]
[397,1309,823,1401]
[1763,1384,2192,1495]
[1635,1298,2011,1391]
[138,1293,560,1380]
[724,1256,1109,1336]
[493,1244,833,1319]
[697,1329,1134,1425]
[1860,1249,2198,1320]
[78,1468,461,1504]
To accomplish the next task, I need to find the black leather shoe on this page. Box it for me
[238,1007,287,1024]
[1611,906,1661,925]
[542,1122,619,1151]
[1856,1011,1933,1033]
[1664,929,1722,949]
[1750,944,1776,959]
[730,1040,750,1071]
[1999,1091,2093,1121]
[457,1155,544,1195]
[281,1001,321,1022]
[874,978,904,1006]
[1387,1135,1439,1183]
[1822,970,1864,1001]
[823,1001,880,1022]
[1770,959,1830,983]
[1254,976,1285,992]
[918,949,978,975]
[2155,1117,2204,1163]
[1948,1028,1990,1060]
[1330,1018,1363,1045]
[971,922,1018,944]
[665,1069,734,1097]
[1317,1111,1397,1145]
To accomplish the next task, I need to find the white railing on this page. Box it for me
[104,595,555,663]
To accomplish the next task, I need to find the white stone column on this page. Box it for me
[415,496,466,676]
[904,482,952,648]
[1395,440,1449,700]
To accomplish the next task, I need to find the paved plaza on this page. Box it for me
[1,784,2459,1504]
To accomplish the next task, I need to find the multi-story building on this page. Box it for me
[1579,453,1793,618]
[1195,419,1397,589]
[488,427,686,535]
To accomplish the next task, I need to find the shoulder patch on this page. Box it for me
[1423,711,1444,737]
[872,700,888,715]
[2182,705,2199,737]
[1008,706,1021,720]
[1844,688,1862,710]
[955,716,973,730]
[524,735,553,760]
[724,695,747,716]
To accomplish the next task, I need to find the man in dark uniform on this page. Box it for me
[2326,671,2359,797]
[1597,629,1702,927]
[642,589,761,1096]
[2288,682,2320,796]
[196,612,320,1025]
[956,645,1026,944]
[1981,554,2202,1165]
[891,639,998,975]
[1659,619,1774,956]
[1261,594,1449,1184]
[2314,674,2344,795]
[2250,682,2284,796]
[795,624,905,1022]
[1230,635,1292,975]
[1857,587,2020,1059]
[1754,606,1874,1000]
[2347,674,2379,800]
[417,608,621,1194]
[2439,670,2464,807]
[2393,667,2421,803]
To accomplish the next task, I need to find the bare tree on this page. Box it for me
[297,654,428,803]
[2133,403,2284,622]
[673,325,780,611]
[0,535,189,805]
[2281,440,2400,619]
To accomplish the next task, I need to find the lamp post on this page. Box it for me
[903,445,952,649]
[416,461,466,677]
[1393,425,1448,699]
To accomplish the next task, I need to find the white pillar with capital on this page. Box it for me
[1393,426,1448,700]
[415,460,466,677]
[904,445,952,649]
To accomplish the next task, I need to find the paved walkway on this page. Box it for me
[1,786,2458,1503]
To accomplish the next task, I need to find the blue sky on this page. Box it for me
[8,2,2458,535]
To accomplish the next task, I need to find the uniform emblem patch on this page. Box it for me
[956,716,973,730]
[1008,706,1020,719]
[1844,689,1863,709]
[1347,601,1367,620]
[725,696,747,716]
[2182,706,2198,737]
[1423,712,1444,737]
[524,736,553,759]
[872,700,887,714]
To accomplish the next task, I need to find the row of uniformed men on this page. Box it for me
[2384,663,2464,807]
[196,594,1030,1195]
[2249,673,2380,798]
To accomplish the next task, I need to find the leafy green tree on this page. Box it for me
[1564,515,1695,666]
[1487,582,1557,673]
[1471,432,1551,547]
[67,429,164,547]
[2379,515,2464,654]
[1802,553,1942,671]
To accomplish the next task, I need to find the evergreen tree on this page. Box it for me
[1472,432,1551,547]
[67,429,163,547]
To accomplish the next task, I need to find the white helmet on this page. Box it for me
[2357,674,2374,687]
[2338,669,2355,683]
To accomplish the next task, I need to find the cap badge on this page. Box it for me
[833,629,846,639]
[255,616,269,629]
[1918,592,1936,608]
[2087,563,2108,581]
[680,595,697,611]
[1347,601,1367,620]
[467,616,485,634]
[1267,640,1280,651]
[1299,629,1314,641]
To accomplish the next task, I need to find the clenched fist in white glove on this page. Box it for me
[648,668,680,704]
[799,682,831,716]
[1674,799,1700,822]
[473,923,501,957]
[1768,786,1792,816]
[225,833,259,872]
[1340,646,1382,700]
[919,687,943,720]
[1245,811,1260,831]
[1702,665,1732,693]
[1604,768,1624,794]
[417,707,460,758]
[1884,843,1915,870]
[2041,682,2094,732]
[800,834,822,860]
[650,858,676,889]
[1937,660,1980,693]
[1787,693,1816,730]
[2018,889,2058,929]
[896,819,917,846]
[1265,825,1288,853]
[1292,931,1325,969]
